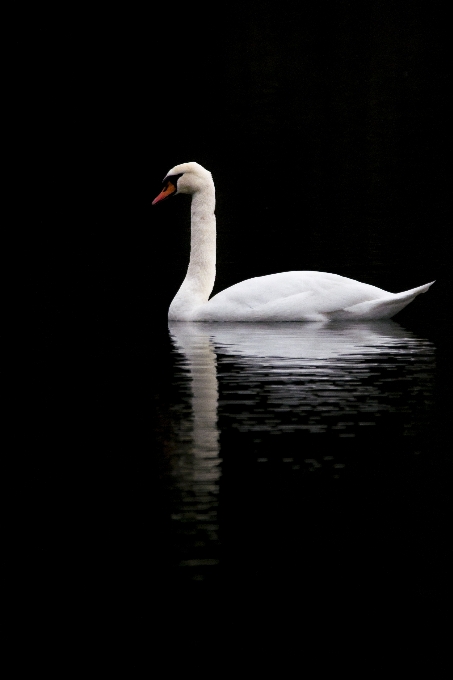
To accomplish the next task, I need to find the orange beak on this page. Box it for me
[152,179,177,205]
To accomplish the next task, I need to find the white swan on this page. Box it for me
[153,162,434,322]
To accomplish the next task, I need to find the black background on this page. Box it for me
[14,1,451,671]
[17,2,449,337]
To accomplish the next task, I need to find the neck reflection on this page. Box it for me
[167,323,221,582]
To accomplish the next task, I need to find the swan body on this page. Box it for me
[153,162,434,322]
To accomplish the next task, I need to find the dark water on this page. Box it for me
[155,320,449,614]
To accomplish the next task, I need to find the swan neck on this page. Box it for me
[168,183,216,320]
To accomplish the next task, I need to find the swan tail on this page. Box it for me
[327,281,435,321]
[393,281,435,297]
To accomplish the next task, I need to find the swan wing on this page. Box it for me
[192,272,433,321]
[193,271,388,321]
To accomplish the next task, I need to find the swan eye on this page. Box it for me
[164,172,184,188]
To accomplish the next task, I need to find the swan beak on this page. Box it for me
[152,180,177,205]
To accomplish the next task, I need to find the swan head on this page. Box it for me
[152,162,213,205]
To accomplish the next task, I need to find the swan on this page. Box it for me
[153,162,434,321]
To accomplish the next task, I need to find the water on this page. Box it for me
[157,320,443,610]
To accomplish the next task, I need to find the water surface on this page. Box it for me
[160,321,437,600]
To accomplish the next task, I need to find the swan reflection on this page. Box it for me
[165,324,221,581]
[180,320,428,360]
[166,321,435,581]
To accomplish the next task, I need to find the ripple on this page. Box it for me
[162,320,436,585]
